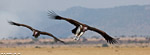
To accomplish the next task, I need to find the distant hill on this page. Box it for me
[15,5,150,38]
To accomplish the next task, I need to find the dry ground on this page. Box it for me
[0,46,150,55]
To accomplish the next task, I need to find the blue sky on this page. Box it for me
[0,0,150,38]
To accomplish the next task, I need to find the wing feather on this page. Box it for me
[48,11,81,26]
[8,21,34,31]
[40,32,66,44]
[88,26,117,44]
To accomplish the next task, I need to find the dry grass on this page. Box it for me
[0,37,150,55]
[0,46,150,55]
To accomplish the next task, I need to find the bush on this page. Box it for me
[0,42,3,44]
[102,44,109,47]
[82,37,88,42]
[67,41,77,44]
[35,46,41,48]
[28,41,35,44]
[43,41,49,44]
[16,42,22,45]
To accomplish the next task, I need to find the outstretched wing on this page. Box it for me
[88,26,117,44]
[48,10,82,27]
[40,32,66,44]
[8,21,34,31]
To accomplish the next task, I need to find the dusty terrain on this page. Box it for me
[0,37,150,55]
[0,46,150,55]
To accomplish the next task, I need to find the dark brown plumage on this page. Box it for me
[48,11,117,44]
[8,21,65,44]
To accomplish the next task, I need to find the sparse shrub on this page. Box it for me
[127,40,133,43]
[120,35,126,38]
[13,37,18,40]
[102,44,109,47]
[35,46,41,48]
[67,41,77,44]
[16,42,22,45]
[42,41,56,44]
[28,41,35,44]
[82,37,88,42]
[139,41,144,44]
[43,41,49,44]
[51,46,54,48]
[95,46,101,48]
[0,42,3,44]
[49,42,55,44]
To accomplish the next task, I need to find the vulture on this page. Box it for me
[8,21,65,44]
[48,11,117,44]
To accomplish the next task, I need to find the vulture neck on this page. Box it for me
[33,30,40,38]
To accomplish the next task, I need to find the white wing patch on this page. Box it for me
[75,25,82,36]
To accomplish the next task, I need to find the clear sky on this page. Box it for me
[0,0,150,38]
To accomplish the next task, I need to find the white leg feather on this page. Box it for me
[73,36,77,40]
[76,32,84,40]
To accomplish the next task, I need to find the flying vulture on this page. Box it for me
[48,11,117,44]
[8,21,65,44]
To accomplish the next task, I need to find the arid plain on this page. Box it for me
[0,38,150,55]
